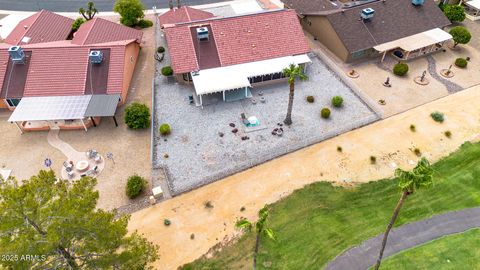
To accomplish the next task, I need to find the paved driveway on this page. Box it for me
[0,0,231,12]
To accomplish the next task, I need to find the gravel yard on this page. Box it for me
[153,54,378,194]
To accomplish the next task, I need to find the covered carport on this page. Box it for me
[8,94,121,133]
[374,28,453,62]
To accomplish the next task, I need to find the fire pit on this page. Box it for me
[75,160,90,172]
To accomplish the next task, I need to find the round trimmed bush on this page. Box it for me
[393,62,409,76]
[124,102,150,129]
[455,58,468,68]
[320,108,331,119]
[161,66,173,76]
[306,96,315,103]
[431,111,445,123]
[332,96,344,107]
[137,19,153,28]
[159,123,171,136]
[157,46,165,53]
[126,175,146,199]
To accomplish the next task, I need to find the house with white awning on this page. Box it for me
[160,8,311,107]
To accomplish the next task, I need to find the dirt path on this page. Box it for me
[128,86,480,270]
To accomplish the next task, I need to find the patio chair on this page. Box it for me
[67,170,75,179]
[94,155,102,163]
[188,95,194,104]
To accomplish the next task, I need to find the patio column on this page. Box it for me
[381,51,387,62]
[90,117,97,127]
[199,95,203,106]
[223,91,226,101]
[12,121,24,134]
[81,118,88,132]
[113,116,118,127]
[405,51,411,60]
[245,87,247,97]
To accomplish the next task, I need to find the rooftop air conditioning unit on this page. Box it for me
[8,46,25,64]
[196,27,209,41]
[89,50,103,64]
[412,0,424,6]
[361,8,375,20]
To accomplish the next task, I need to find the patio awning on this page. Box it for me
[8,94,120,122]
[466,0,480,10]
[192,54,311,95]
[374,28,452,53]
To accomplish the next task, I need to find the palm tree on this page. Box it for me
[374,158,434,270]
[283,64,308,126]
[235,205,276,270]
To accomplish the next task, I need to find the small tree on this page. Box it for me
[393,62,409,76]
[235,205,276,270]
[449,26,472,48]
[72,17,86,32]
[0,170,159,269]
[124,102,150,129]
[443,5,466,22]
[374,158,434,270]
[283,64,308,126]
[79,1,98,20]
[114,0,145,27]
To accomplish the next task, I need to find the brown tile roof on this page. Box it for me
[4,10,74,45]
[72,17,143,45]
[164,9,310,74]
[282,0,341,15]
[159,6,215,28]
[285,0,451,53]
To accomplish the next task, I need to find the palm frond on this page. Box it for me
[235,219,253,232]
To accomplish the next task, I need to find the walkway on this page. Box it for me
[426,55,463,94]
[325,207,480,270]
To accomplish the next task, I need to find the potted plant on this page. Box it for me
[161,66,174,83]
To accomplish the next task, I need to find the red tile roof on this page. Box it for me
[72,17,143,45]
[4,10,74,45]
[159,6,215,28]
[0,10,143,99]
[164,9,310,74]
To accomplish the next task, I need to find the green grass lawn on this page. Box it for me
[375,228,480,270]
[183,142,480,270]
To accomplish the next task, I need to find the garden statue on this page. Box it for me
[383,77,391,87]
[420,70,426,82]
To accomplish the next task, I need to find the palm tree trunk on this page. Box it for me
[374,191,409,270]
[253,233,260,270]
[284,81,295,125]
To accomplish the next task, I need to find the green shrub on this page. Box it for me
[114,0,145,27]
[159,123,171,136]
[157,46,165,53]
[124,103,150,129]
[204,201,214,209]
[431,112,445,123]
[337,146,343,153]
[137,19,153,28]
[370,156,376,164]
[455,58,468,68]
[126,175,146,199]
[393,62,409,76]
[320,108,331,119]
[450,26,472,48]
[164,219,171,226]
[332,96,344,107]
[71,18,85,32]
[306,96,315,103]
[445,131,452,138]
[410,124,416,132]
[443,5,466,22]
[161,66,174,76]
[414,148,422,157]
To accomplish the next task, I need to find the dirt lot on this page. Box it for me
[0,14,156,210]
[129,85,480,270]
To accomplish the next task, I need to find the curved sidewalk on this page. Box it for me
[325,207,480,270]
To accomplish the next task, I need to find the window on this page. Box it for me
[6,99,20,107]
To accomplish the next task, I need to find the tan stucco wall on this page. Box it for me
[301,15,350,62]
[120,42,140,105]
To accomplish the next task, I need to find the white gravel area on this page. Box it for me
[154,51,379,194]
